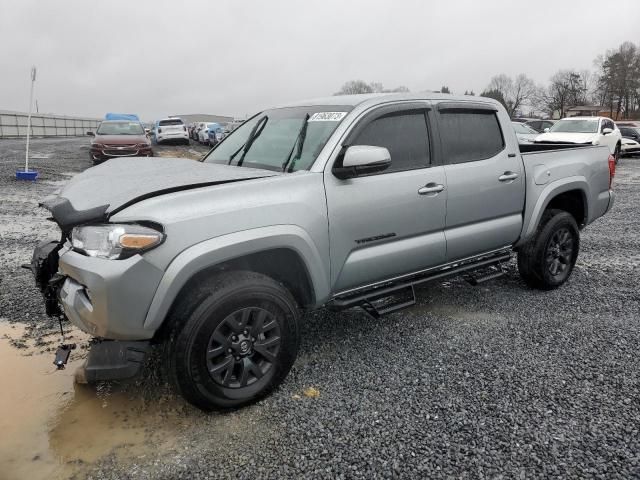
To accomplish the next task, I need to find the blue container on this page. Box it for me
[16,170,38,181]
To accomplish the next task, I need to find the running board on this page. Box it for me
[328,250,511,318]
[464,266,505,286]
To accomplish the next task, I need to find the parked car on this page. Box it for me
[188,123,197,140]
[616,121,640,129]
[512,122,539,143]
[152,117,189,145]
[618,125,640,156]
[198,123,220,145]
[31,94,615,410]
[207,123,225,146]
[87,120,152,165]
[525,119,556,133]
[534,116,622,162]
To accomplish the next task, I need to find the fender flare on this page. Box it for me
[142,225,330,333]
[517,176,589,245]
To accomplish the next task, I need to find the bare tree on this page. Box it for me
[541,70,589,118]
[484,74,537,117]
[335,81,411,96]
[334,80,374,95]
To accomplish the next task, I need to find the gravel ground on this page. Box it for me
[1,138,639,479]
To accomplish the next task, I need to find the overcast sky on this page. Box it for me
[1,0,638,121]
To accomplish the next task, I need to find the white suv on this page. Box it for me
[535,116,622,162]
[153,117,190,145]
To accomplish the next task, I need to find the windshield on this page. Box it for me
[96,121,144,135]
[159,119,184,126]
[203,106,352,172]
[513,123,537,134]
[550,119,599,133]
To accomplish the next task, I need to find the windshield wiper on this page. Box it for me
[282,114,310,173]
[228,116,268,166]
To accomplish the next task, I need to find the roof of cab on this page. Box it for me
[278,92,503,110]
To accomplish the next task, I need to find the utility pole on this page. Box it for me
[25,66,37,172]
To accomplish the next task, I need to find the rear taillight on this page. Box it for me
[608,154,616,189]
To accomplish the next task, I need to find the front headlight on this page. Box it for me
[71,224,164,259]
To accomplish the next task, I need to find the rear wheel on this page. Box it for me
[517,209,579,290]
[614,143,621,164]
[165,271,300,410]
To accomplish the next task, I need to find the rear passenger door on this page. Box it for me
[436,102,525,261]
[325,103,448,292]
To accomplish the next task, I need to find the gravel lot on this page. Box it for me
[1,137,639,479]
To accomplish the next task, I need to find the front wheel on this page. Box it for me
[614,143,621,164]
[165,271,300,410]
[517,209,580,290]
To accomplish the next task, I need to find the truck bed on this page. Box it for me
[518,144,612,243]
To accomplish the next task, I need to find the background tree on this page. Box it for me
[335,80,374,95]
[335,81,411,95]
[538,70,589,118]
[480,88,508,111]
[595,42,640,118]
[483,74,536,117]
[440,86,451,94]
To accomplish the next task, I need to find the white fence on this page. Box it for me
[0,110,101,138]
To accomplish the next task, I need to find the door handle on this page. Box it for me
[418,183,445,195]
[499,172,519,182]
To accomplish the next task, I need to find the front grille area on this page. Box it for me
[103,149,138,156]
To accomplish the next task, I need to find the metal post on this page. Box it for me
[25,66,36,172]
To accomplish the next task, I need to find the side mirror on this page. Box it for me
[86,131,95,136]
[543,128,550,133]
[602,128,613,135]
[333,145,391,180]
[145,128,150,134]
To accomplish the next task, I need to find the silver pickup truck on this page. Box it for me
[29,93,615,410]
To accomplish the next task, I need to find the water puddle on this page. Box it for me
[0,322,185,480]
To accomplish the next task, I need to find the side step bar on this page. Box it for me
[328,250,511,318]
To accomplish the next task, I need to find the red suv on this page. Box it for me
[88,120,153,164]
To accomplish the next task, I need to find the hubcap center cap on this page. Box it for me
[230,333,253,356]
[239,340,251,353]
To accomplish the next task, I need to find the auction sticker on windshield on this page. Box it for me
[309,112,347,122]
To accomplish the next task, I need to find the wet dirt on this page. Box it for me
[0,322,185,480]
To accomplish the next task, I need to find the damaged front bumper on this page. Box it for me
[28,238,161,380]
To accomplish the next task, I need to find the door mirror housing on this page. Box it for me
[86,131,95,136]
[333,145,391,179]
[543,127,550,133]
[602,127,613,135]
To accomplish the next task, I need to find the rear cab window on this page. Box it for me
[437,105,505,164]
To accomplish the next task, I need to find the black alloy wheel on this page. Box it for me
[544,227,575,280]
[206,307,281,389]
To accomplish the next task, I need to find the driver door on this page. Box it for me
[324,103,447,292]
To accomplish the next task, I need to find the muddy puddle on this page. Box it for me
[0,322,185,480]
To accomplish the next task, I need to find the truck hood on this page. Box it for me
[41,157,278,230]
[535,132,597,144]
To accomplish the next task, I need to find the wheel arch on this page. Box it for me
[144,226,330,336]
[517,177,589,246]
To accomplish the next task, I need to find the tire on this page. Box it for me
[614,143,621,164]
[517,209,580,290]
[164,271,300,411]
